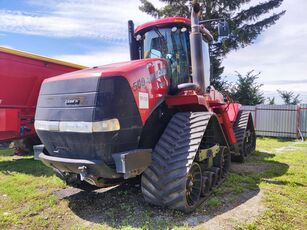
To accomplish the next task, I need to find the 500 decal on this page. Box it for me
[132,77,146,91]
[132,67,167,91]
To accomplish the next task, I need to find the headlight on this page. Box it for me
[34,120,59,131]
[34,119,120,133]
[92,119,120,132]
[59,121,92,133]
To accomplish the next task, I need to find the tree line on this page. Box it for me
[226,71,301,105]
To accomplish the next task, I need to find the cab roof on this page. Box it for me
[135,17,191,34]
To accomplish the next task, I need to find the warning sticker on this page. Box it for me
[139,92,149,109]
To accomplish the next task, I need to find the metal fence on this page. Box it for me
[300,104,307,138]
[241,104,307,139]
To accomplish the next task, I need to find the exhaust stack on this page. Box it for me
[190,2,208,93]
[128,20,139,60]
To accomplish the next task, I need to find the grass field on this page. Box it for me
[0,138,306,229]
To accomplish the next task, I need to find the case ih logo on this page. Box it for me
[65,98,80,105]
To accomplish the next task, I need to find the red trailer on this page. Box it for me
[0,47,86,150]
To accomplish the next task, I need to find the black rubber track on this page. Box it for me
[141,112,213,213]
[233,111,256,162]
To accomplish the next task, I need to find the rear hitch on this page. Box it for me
[77,166,96,186]
[78,166,87,181]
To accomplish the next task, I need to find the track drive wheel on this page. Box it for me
[233,111,256,162]
[141,112,213,213]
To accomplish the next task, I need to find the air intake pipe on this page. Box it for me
[190,2,208,93]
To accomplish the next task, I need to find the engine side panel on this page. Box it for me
[124,60,169,124]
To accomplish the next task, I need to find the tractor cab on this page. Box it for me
[129,17,211,92]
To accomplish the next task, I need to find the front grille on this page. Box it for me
[35,76,143,163]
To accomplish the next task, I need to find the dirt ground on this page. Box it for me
[52,162,266,229]
[201,190,264,230]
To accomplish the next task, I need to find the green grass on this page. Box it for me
[0,152,68,228]
[0,137,306,229]
[0,148,14,157]
[236,138,307,230]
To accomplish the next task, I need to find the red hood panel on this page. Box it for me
[45,58,165,82]
[44,58,170,125]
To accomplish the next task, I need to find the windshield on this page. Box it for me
[142,27,190,89]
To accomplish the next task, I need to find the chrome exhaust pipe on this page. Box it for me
[190,2,208,93]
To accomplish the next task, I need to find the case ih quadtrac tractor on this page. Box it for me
[34,3,255,212]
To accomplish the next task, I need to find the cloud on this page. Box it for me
[54,45,130,67]
[0,0,163,40]
[223,0,307,102]
[263,79,307,85]
[1,0,305,103]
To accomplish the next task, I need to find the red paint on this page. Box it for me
[0,109,20,141]
[0,49,84,142]
[135,17,240,144]
[225,102,241,123]
[47,58,170,125]
[213,106,237,145]
[135,17,191,34]
[165,87,239,145]
[166,94,210,112]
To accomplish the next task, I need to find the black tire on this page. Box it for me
[141,112,212,212]
[233,111,256,162]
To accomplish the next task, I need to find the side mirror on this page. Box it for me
[218,21,230,38]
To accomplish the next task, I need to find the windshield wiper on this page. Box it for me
[153,27,166,43]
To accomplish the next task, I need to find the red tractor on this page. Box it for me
[34,3,255,212]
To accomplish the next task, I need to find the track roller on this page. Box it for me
[201,174,210,196]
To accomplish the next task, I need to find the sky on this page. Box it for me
[0,0,306,104]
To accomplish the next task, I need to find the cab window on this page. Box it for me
[142,27,190,90]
